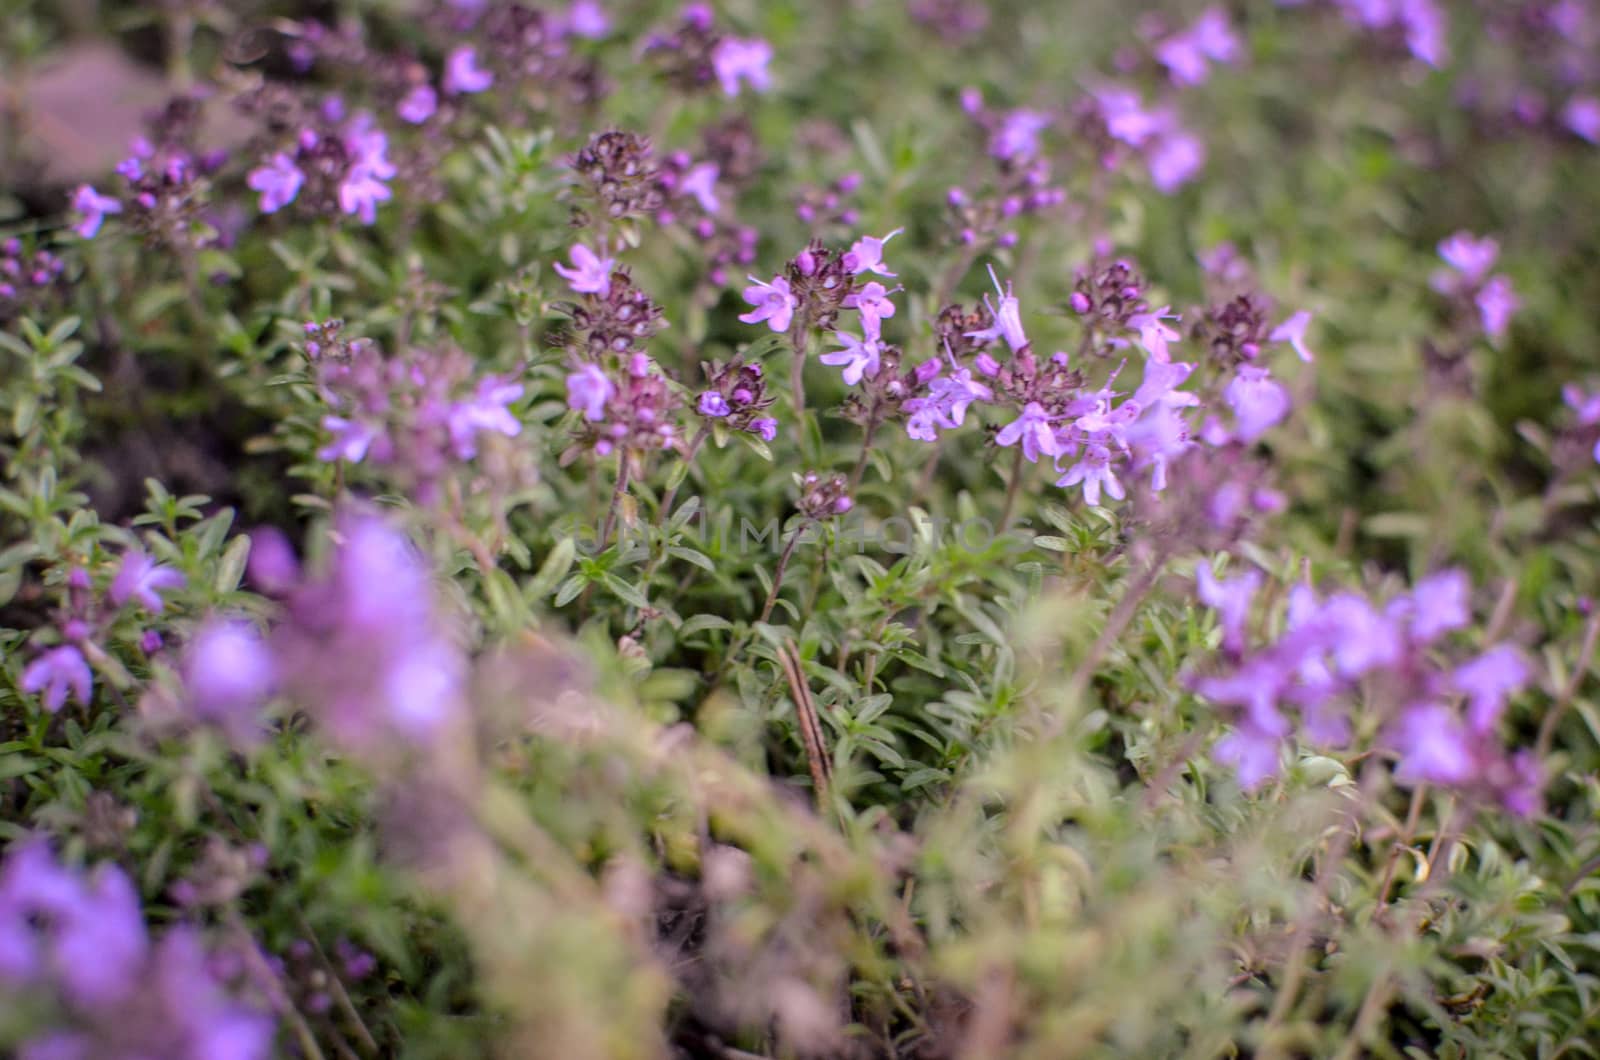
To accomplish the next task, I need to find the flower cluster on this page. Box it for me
[302,319,525,502]
[642,5,773,98]
[1278,0,1448,68]
[570,129,664,223]
[695,359,779,441]
[1431,231,1519,343]
[0,841,273,1059]
[1193,564,1539,812]
[245,100,398,225]
[564,352,680,457]
[18,550,188,716]
[0,239,68,320]
[170,512,467,756]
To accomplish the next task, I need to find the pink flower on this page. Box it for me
[1436,231,1499,285]
[738,274,797,333]
[845,281,898,339]
[554,243,615,297]
[1055,445,1125,506]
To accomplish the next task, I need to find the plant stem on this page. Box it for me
[848,413,881,495]
[598,452,632,552]
[759,520,809,625]
[658,424,710,525]
[1537,611,1600,759]
[998,446,1026,531]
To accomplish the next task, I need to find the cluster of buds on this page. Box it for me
[796,470,854,520]
[1069,258,1154,346]
[1189,292,1273,367]
[933,302,999,361]
[570,129,663,222]
[549,242,668,357]
[565,353,680,458]
[74,128,223,249]
[695,359,779,441]
[0,239,67,319]
[793,172,863,228]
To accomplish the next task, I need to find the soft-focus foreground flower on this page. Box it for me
[0,841,273,1060]
[21,646,93,714]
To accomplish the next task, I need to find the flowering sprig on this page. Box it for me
[1193,564,1540,812]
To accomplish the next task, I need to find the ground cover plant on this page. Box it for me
[3,0,1600,1056]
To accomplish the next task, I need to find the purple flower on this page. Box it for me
[1476,275,1517,341]
[1392,703,1473,784]
[1399,0,1447,67]
[1222,365,1289,443]
[554,243,615,297]
[183,619,275,740]
[990,109,1051,162]
[397,85,438,124]
[1269,310,1315,363]
[1196,560,1262,653]
[566,363,614,421]
[1214,724,1283,790]
[820,332,884,385]
[711,37,773,96]
[448,377,524,458]
[1055,446,1125,506]
[71,185,121,239]
[698,391,732,417]
[443,46,495,95]
[20,647,92,713]
[564,0,610,38]
[1563,382,1600,429]
[110,552,186,614]
[246,154,304,214]
[1453,646,1530,734]
[679,162,721,214]
[318,416,383,463]
[965,267,1029,353]
[845,280,898,339]
[845,229,903,278]
[1564,96,1600,143]
[1147,130,1205,193]
[738,274,797,333]
[1156,7,1240,85]
[749,417,778,441]
[1129,307,1181,362]
[1096,87,1163,147]
[1437,231,1499,285]
[996,402,1061,462]
[1400,569,1470,644]
[338,125,396,224]
[1319,592,1401,676]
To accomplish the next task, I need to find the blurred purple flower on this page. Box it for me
[1454,646,1530,734]
[183,620,275,742]
[397,85,438,124]
[245,154,304,214]
[1196,560,1262,653]
[996,402,1062,462]
[711,38,773,96]
[1223,365,1289,442]
[71,186,121,239]
[1392,703,1472,783]
[110,552,186,614]
[566,363,614,421]
[1475,275,1518,341]
[1564,96,1600,143]
[20,647,92,714]
[1269,310,1315,363]
[447,377,524,458]
[443,46,494,95]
